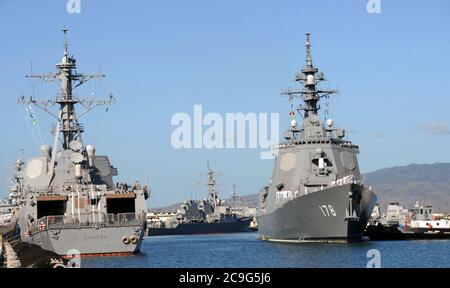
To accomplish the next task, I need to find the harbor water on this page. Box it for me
[82,232,450,268]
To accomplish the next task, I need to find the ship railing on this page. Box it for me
[329,175,361,188]
[105,213,147,225]
[29,213,146,233]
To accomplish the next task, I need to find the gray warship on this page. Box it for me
[148,162,252,236]
[15,30,149,256]
[257,34,377,242]
[0,161,21,237]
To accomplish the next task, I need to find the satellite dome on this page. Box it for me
[71,152,84,164]
[326,118,334,127]
[290,119,297,128]
[69,140,83,152]
[86,145,96,157]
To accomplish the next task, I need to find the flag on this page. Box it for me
[27,104,37,125]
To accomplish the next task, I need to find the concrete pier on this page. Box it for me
[2,221,67,268]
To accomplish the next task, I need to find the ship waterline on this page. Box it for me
[149,217,252,236]
[23,213,146,256]
[257,183,377,241]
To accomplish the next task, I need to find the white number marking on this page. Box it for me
[319,205,337,217]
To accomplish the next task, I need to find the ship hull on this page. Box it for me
[257,184,377,242]
[22,223,146,257]
[148,218,252,236]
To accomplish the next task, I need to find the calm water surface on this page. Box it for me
[82,232,450,268]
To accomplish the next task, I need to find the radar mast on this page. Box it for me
[282,33,337,125]
[19,29,114,150]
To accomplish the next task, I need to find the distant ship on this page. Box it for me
[256,34,377,242]
[15,30,149,256]
[0,201,17,237]
[365,202,450,240]
[0,161,21,238]
[147,162,253,236]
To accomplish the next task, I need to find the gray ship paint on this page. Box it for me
[257,33,377,242]
[14,29,149,256]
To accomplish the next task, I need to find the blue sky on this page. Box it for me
[0,0,449,207]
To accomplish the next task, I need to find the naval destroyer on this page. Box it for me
[15,30,149,256]
[257,34,377,242]
[147,162,252,236]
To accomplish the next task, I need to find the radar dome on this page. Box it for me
[326,118,334,127]
[306,74,315,85]
[290,119,297,128]
[69,140,83,152]
[71,152,84,164]
[86,145,96,157]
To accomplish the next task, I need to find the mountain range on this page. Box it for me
[151,163,450,214]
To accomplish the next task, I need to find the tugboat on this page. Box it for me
[15,30,149,256]
[257,34,377,242]
[147,162,252,236]
[365,202,450,240]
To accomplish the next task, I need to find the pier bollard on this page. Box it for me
[4,241,21,268]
